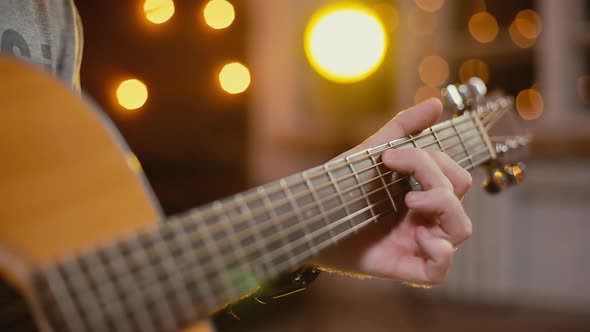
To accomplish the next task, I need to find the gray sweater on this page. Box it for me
[0,0,82,90]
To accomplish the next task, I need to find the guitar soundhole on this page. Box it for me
[0,280,38,332]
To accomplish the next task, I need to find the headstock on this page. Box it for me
[443,77,532,194]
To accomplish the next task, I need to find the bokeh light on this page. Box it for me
[203,0,235,30]
[415,0,445,13]
[468,12,499,43]
[514,9,542,39]
[459,59,489,84]
[219,62,251,94]
[372,2,399,33]
[414,85,442,104]
[578,75,590,104]
[516,88,544,120]
[408,8,437,36]
[143,0,175,24]
[419,55,449,87]
[304,4,387,83]
[509,20,537,49]
[116,79,148,110]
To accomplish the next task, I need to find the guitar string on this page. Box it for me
[191,114,476,221]
[48,108,500,323]
[53,111,494,302]
[45,104,505,328]
[57,130,490,317]
[194,97,501,227]
[64,146,491,328]
[69,117,483,289]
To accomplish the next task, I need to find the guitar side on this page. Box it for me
[0,57,211,332]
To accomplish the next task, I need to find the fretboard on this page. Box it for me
[34,112,492,332]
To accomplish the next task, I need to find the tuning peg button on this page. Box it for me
[504,163,526,185]
[483,169,508,194]
[444,84,465,114]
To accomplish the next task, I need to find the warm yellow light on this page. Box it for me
[203,0,235,30]
[515,9,542,39]
[414,85,441,104]
[516,89,544,120]
[415,0,445,13]
[468,12,499,43]
[509,21,536,49]
[304,4,388,83]
[116,79,148,110]
[144,0,175,24]
[459,59,489,84]
[578,75,590,104]
[419,55,449,87]
[219,62,251,94]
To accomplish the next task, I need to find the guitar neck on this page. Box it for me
[33,112,493,332]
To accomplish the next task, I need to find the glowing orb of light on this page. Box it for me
[415,0,445,13]
[468,12,499,43]
[419,55,449,87]
[203,0,235,29]
[143,0,175,24]
[304,4,388,83]
[516,88,544,120]
[116,79,148,111]
[219,62,251,94]
[459,59,489,84]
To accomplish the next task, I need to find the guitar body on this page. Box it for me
[0,57,212,331]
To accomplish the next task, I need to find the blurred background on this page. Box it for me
[75,0,590,331]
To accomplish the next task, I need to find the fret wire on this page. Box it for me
[92,245,137,332]
[431,126,444,152]
[129,233,174,332]
[367,148,397,212]
[167,218,216,311]
[212,201,250,269]
[42,267,86,332]
[191,212,238,301]
[234,192,269,278]
[59,260,100,331]
[279,178,317,256]
[147,232,188,331]
[302,170,338,242]
[451,117,474,169]
[324,163,355,230]
[256,186,284,277]
[346,155,376,223]
[87,249,149,332]
[44,115,493,323]
[111,244,157,332]
[157,226,202,324]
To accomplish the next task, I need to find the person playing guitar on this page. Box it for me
[0,1,474,331]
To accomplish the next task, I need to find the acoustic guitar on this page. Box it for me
[0,56,528,332]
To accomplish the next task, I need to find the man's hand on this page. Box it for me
[312,98,473,286]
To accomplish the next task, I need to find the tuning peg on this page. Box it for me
[458,77,488,107]
[483,162,526,194]
[504,162,526,185]
[483,168,509,194]
[443,84,465,115]
[467,77,487,97]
